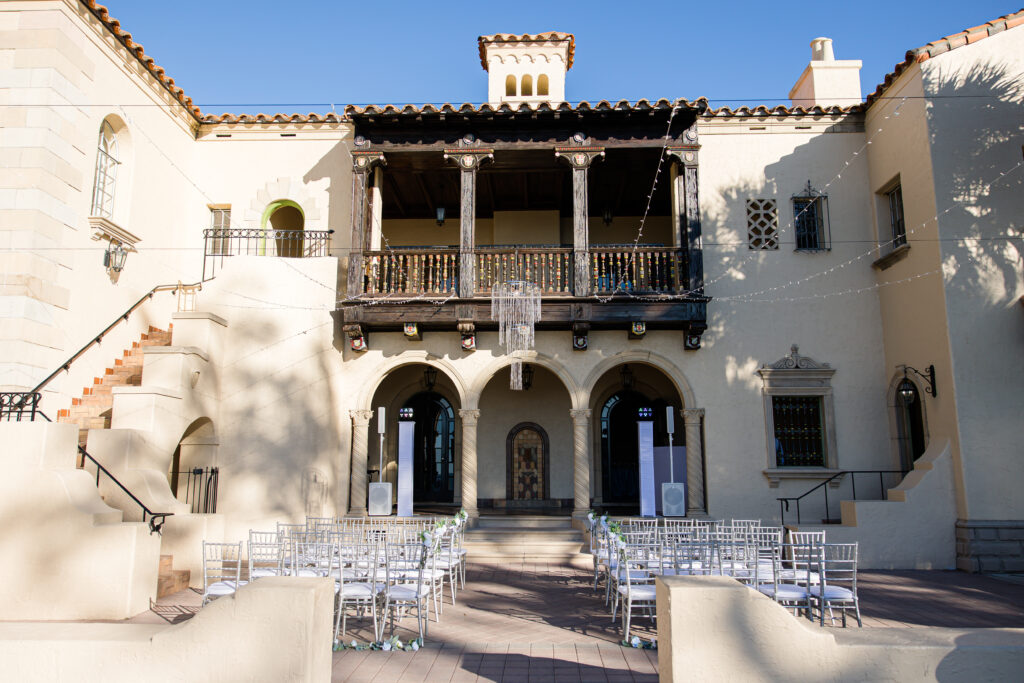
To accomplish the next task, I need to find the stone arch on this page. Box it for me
[168,416,218,509]
[467,352,583,410]
[581,350,697,409]
[244,176,322,230]
[355,351,468,412]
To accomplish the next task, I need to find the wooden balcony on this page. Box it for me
[346,245,708,343]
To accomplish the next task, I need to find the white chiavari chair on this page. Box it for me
[201,541,246,606]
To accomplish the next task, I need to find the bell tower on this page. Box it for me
[478,32,575,105]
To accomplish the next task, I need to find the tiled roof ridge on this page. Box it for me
[866,8,1024,107]
[478,32,576,71]
[198,98,864,124]
[79,1,202,121]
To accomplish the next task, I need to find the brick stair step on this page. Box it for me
[159,554,173,574]
[157,569,191,599]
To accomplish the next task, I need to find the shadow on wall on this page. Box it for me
[926,61,1023,307]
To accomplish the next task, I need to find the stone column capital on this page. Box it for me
[350,409,374,425]
[682,408,705,424]
[459,409,481,425]
[570,408,592,423]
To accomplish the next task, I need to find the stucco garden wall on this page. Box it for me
[657,575,1024,682]
[0,578,333,683]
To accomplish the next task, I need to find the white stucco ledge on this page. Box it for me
[142,345,210,362]
[172,311,228,327]
[656,575,1024,682]
[0,578,333,682]
[872,243,911,270]
[110,385,183,399]
[763,467,843,488]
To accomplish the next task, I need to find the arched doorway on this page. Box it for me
[168,417,219,513]
[262,200,304,257]
[895,381,926,472]
[506,423,550,503]
[403,392,456,504]
[590,363,684,513]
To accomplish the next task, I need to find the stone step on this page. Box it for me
[474,515,574,530]
[466,529,582,542]
[463,540,586,561]
[157,569,191,598]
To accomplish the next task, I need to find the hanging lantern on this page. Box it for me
[491,280,542,390]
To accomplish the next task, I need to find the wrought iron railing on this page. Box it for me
[80,446,173,533]
[15,283,199,414]
[203,228,334,280]
[476,247,572,295]
[171,466,219,514]
[3,406,172,533]
[1,392,41,421]
[590,247,685,295]
[361,249,459,295]
[777,469,909,526]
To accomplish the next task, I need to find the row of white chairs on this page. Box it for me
[590,519,862,638]
[201,516,468,644]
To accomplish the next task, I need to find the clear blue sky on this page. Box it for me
[106,1,1017,113]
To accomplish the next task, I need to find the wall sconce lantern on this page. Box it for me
[103,241,128,274]
[436,207,446,226]
[521,363,535,391]
[423,366,438,390]
[620,364,635,390]
[899,364,937,402]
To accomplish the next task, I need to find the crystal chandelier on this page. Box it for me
[491,280,542,390]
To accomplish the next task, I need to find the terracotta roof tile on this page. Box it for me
[477,32,576,71]
[866,8,1024,107]
[80,1,202,121]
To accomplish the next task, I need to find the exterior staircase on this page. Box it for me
[157,554,190,598]
[57,325,172,446]
[464,515,585,562]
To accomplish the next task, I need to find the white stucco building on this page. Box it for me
[2,1,1022,614]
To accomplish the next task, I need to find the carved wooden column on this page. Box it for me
[459,409,481,518]
[666,128,703,295]
[570,409,592,516]
[444,149,493,298]
[683,408,706,516]
[349,409,374,516]
[347,151,385,298]
[556,147,605,296]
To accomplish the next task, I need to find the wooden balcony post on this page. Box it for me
[666,128,703,295]
[444,149,493,298]
[347,151,385,298]
[556,146,604,296]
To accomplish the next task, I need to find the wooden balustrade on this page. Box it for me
[590,247,684,294]
[359,246,689,296]
[475,248,572,295]
[362,250,459,295]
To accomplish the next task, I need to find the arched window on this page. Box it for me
[521,74,533,96]
[91,120,120,218]
[537,74,549,96]
[505,75,516,97]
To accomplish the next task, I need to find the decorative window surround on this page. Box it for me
[758,344,838,487]
[88,215,140,252]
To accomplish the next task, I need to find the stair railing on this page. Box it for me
[2,400,174,534]
[777,469,909,526]
[14,281,202,413]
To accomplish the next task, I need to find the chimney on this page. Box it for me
[789,37,862,108]
[478,32,574,105]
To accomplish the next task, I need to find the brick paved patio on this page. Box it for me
[140,560,1024,681]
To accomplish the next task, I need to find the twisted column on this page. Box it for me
[348,409,373,516]
[459,409,480,519]
[683,408,707,516]
[570,409,592,516]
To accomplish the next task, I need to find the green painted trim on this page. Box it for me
[259,200,304,256]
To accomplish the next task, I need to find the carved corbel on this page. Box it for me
[351,150,386,173]
[572,321,589,351]
[458,321,476,352]
[554,146,605,170]
[344,323,367,352]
